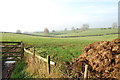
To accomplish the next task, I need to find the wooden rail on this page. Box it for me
[24,48,55,65]
[0,41,22,44]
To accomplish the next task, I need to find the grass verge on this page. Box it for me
[10,60,30,78]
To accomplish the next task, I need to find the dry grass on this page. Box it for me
[24,53,62,78]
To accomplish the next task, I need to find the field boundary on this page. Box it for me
[24,48,55,74]
[1,32,120,38]
[24,48,55,65]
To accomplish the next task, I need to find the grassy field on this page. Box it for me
[2,32,118,62]
[32,28,118,36]
[1,28,118,78]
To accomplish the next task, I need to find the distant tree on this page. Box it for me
[81,24,89,31]
[76,28,80,30]
[52,30,55,32]
[44,28,49,34]
[100,28,106,30]
[71,27,75,32]
[108,27,112,29]
[64,28,67,31]
[16,30,21,33]
[112,22,117,28]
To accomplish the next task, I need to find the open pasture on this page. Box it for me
[2,32,118,62]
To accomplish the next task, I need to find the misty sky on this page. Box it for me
[0,0,119,32]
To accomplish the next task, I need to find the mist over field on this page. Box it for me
[0,0,118,32]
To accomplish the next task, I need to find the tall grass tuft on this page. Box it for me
[25,53,62,78]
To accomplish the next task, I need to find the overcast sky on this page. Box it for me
[0,0,119,32]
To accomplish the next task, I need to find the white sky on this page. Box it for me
[0,0,119,32]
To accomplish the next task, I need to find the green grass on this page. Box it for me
[1,32,118,62]
[2,33,92,61]
[1,29,118,78]
[10,60,30,78]
[57,28,118,36]
[31,28,118,36]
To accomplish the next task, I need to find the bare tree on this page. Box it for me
[64,28,67,31]
[16,30,21,33]
[44,28,49,34]
[112,22,117,28]
[71,27,75,32]
[81,24,89,31]
[76,28,80,30]
[52,30,55,32]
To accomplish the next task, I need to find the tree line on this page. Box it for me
[16,22,118,34]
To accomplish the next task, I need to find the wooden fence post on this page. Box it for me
[21,42,24,59]
[24,48,55,65]
[47,55,50,74]
[33,47,35,57]
[84,64,88,79]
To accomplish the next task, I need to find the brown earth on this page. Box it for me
[65,39,120,79]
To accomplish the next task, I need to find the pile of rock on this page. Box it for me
[67,39,120,78]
